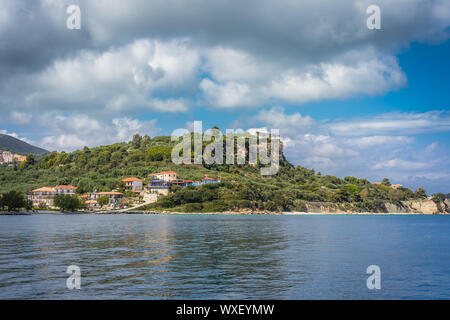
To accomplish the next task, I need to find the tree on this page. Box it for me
[25,199,33,211]
[414,188,427,199]
[97,196,110,208]
[131,134,142,149]
[432,193,446,203]
[141,135,151,148]
[360,188,370,201]
[382,178,391,186]
[54,194,82,212]
[25,154,35,166]
[0,191,26,211]
[389,189,405,201]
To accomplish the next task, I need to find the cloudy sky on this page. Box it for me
[0,0,449,193]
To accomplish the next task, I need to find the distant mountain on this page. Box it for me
[0,134,48,155]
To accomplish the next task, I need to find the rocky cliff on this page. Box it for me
[304,200,449,214]
[0,150,27,164]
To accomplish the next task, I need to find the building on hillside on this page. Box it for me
[55,185,77,194]
[148,180,171,196]
[373,182,403,189]
[28,185,77,207]
[84,200,99,208]
[28,187,56,207]
[122,177,143,192]
[201,175,220,184]
[88,191,123,203]
[171,179,193,187]
[148,170,177,182]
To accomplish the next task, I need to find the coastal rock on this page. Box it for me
[303,200,446,214]
[399,200,440,214]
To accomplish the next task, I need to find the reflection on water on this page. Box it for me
[0,214,449,299]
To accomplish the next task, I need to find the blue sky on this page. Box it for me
[0,0,449,193]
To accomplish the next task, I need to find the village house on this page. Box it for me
[171,179,193,187]
[148,180,171,196]
[87,191,123,203]
[84,199,99,208]
[28,185,77,207]
[201,175,220,184]
[148,170,178,181]
[55,185,77,194]
[121,177,143,192]
[147,171,221,196]
[80,192,124,208]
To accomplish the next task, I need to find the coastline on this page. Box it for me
[1,209,448,216]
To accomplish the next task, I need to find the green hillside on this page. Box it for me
[0,134,49,155]
[0,133,431,212]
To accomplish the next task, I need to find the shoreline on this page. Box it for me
[1,210,448,216]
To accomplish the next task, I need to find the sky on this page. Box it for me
[0,0,449,193]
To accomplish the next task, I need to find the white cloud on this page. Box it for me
[10,111,32,125]
[254,107,316,136]
[200,79,259,108]
[372,158,429,170]
[343,136,413,149]
[1,0,449,113]
[36,114,159,151]
[328,111,450,136]
[9,39,199,114]
[200,49,406,108]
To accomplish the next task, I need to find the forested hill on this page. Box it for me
[0,134,49,155]
[0,133,436,212]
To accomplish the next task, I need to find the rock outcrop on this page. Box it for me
[0,150,27,164]
[303,200,448,214]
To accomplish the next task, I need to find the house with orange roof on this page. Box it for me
[121,177,143,192]
[84,199,99,208]
[148,170,177,182]
[201,175,220,184]
[28,185,77,207]
[55,185,77,195]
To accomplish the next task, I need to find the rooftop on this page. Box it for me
[96,192,123,195]
[56,185,77,189]
[32,187,56,192]
[121,177,143,182]
[148,170,177,176]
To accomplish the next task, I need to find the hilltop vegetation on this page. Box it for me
[0,133,437,212]
[0,134,49,155]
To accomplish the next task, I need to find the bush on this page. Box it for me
[0,190,26,211]
[54,194,82,212]
[184,203,203,212]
